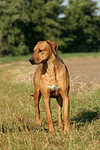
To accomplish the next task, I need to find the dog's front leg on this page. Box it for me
[43,96,54,132]
[34,91,41,126]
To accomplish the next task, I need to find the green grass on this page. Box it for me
[59,52,100,59]
[0,55,31,64]
[0,62,100,149]
[0,52,100,64]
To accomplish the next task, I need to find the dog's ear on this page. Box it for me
[46,40,58,55]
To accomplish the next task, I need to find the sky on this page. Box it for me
[61,0,100,15]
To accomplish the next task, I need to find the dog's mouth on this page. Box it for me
[40,60,45,63]
[29,58,45,65]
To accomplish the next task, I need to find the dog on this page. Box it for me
[29,40,70,133]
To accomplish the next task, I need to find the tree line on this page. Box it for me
[0,0,100,56]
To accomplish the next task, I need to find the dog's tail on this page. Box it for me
[30,94,34,97]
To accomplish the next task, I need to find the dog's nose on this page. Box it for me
[29,58,33,62]
[29,58,35,64]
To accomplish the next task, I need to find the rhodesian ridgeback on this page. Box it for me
[29,40,70,133]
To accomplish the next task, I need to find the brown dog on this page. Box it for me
[29,40,70,133]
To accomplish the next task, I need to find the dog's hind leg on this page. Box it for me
[34,89,41,126]
[56,95,63,129]
[62,95,70,133]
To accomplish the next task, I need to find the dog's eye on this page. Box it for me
[39,50,43,53]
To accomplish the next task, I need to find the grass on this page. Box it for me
[0,57,100,149]
[0,55,31,64]
[0,52,100,64]
[59,52,100,59]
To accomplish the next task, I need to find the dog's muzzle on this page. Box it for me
[29,58,36,65]
[29,58,46,65]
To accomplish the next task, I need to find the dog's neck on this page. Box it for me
[42,54,56,75]
[41,53,63,86]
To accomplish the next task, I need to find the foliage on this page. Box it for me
[59,0,100,52]
[0,0,100,56]
[0,0,63,56]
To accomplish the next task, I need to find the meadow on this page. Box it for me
[0,54,100,149]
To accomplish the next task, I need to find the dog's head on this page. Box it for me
[29,40,58,65]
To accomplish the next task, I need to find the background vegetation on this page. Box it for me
[0,0,100,56]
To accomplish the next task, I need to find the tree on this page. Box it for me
[0,0,64,56]
[0,0,100,56]
[59,0,100,52]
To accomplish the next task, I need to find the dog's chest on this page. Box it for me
[48,85,59,91]
[41,63,60,96]
[42,65,58,83]
[48,85,59,97]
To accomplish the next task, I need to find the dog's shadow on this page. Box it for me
[42,108,99,131]
[70,107,99,128]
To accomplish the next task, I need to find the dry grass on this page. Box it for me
[0,61,100,150]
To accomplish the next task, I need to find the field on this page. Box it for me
[0,54,100,150]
